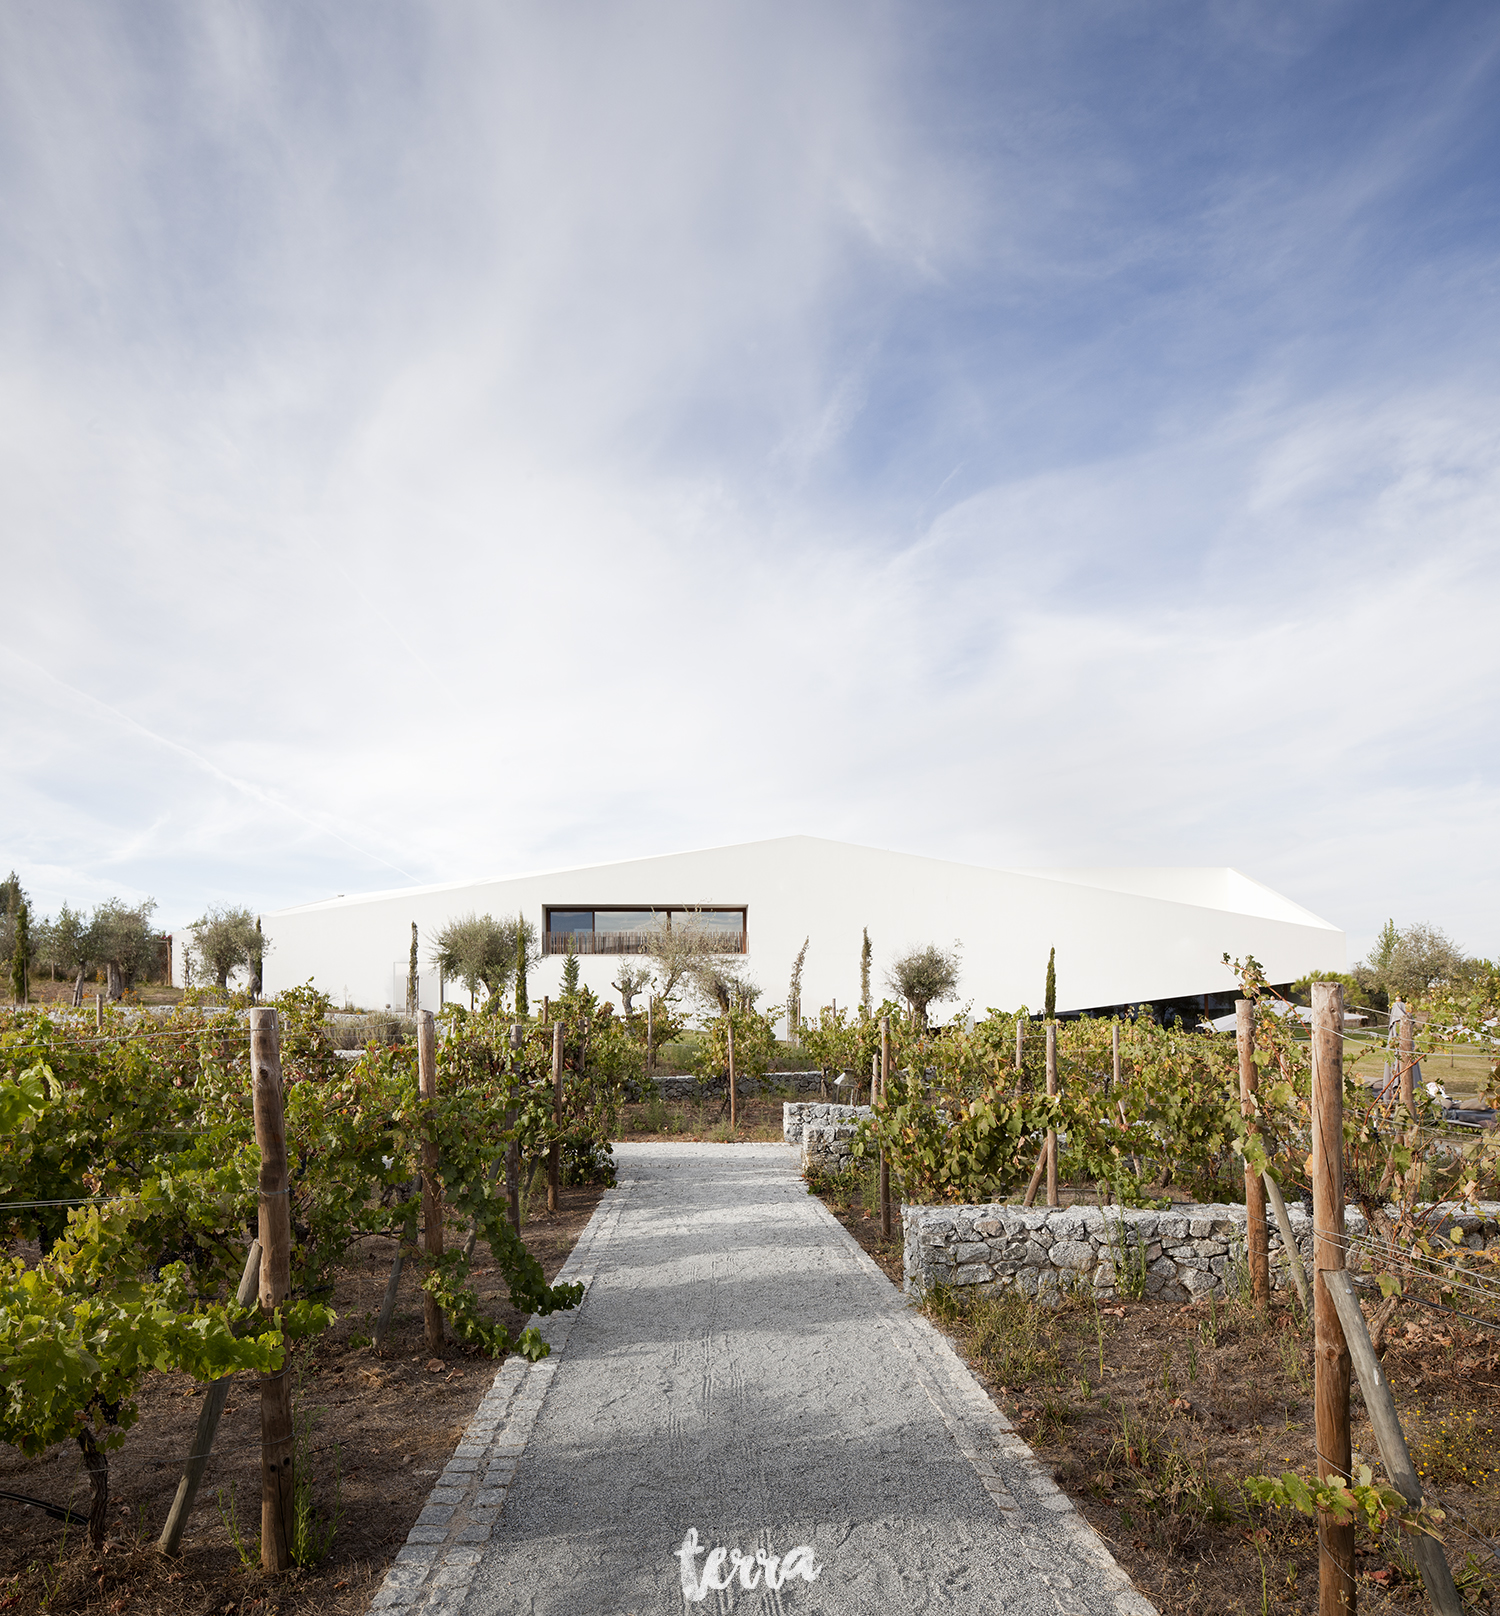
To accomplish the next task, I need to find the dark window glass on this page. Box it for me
[549,911,593,935]
[595,910,664,934]
[670,909,743,932]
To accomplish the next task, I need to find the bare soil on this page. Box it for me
[616,1093,789,1143]
[810,1174,1500,1616]
[0,1184,604,1616]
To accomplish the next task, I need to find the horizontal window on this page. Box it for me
[542,906,746,955]
[595,910,664,934]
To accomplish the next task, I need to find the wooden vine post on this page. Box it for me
[1398,1006,1416,1116]
[1045,1021,1059,1208]
[1237,998,1270,1307]
[646,996,654,1078]
[727,1016,737,1130]
[159,1240,262,1555]
[417,1010,444,1353]
[547,1020,563,1213]
[1312,980,1353,1616]
[249,1007,294,1573]
[1323,1271,1463,1616]
[879,1016,892,1240]
[507,1022,523,1234]
[1111,1021,1121,1092]
[1015,1017,1023,1085]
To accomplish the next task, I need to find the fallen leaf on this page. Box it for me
[426,1358,443,1373]
[1102,1306,1127,1318]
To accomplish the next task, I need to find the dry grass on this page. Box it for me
[805,1171,1500,1616]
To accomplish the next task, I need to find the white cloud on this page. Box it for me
[1,2,1498,968]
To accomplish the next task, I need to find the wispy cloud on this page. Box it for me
[2,1,1498,964]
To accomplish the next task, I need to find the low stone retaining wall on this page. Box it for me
[783,1102,870,1145]
[782,1102,873,1177]
[903,1200,1500,1305]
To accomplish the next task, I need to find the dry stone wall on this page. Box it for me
[784,1102,872,1177]
[783,1101,871,1146]
[654,1070,827,1100]
[902,1200,1500,1305]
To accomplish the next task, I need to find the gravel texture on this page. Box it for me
[371,1142,1158,1616]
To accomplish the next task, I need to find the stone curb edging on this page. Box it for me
[799,1167,1160,1616]
[366,1186,629,1614]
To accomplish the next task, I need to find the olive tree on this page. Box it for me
[187,904,256,993]
[45,902,93,1005]
[93,899,160,998]
[886,943,962,1030]
[1353,920,1468,1008]
[430,912,520,1009]
[646,913,737,1005]
[610,962,652,1016]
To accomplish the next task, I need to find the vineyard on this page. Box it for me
[0,982,640,1605]
[7,961,1500,1616]
[801,964,1500,1616]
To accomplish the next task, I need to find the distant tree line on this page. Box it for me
[1293,919,1483,1014]
[2,872,164,1004]
[2,874,268,1004]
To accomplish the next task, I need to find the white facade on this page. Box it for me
[260,836,1344,1022]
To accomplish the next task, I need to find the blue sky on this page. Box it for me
[2,1,1498,967]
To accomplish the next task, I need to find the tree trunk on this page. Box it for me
[71,967,85,1007]
[78,1426,109,1547]
[105,961,123,1001]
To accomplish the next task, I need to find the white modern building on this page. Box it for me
[260,836,1344,1025]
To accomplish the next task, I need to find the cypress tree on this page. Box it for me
[407,922,419,1015]
[514,911,529,1019]
[561,940,580,996]
[251,917,264,999]
[787,936,808,1035]
[1044,946,1056,1021]
[10,901,30,1005]
[859,928,872,1019]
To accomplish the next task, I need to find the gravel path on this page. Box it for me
[371,1142,1158,1616]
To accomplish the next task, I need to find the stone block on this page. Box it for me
[1051,1239,1095,1271]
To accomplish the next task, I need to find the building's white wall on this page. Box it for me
[261,837,1344,1021]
